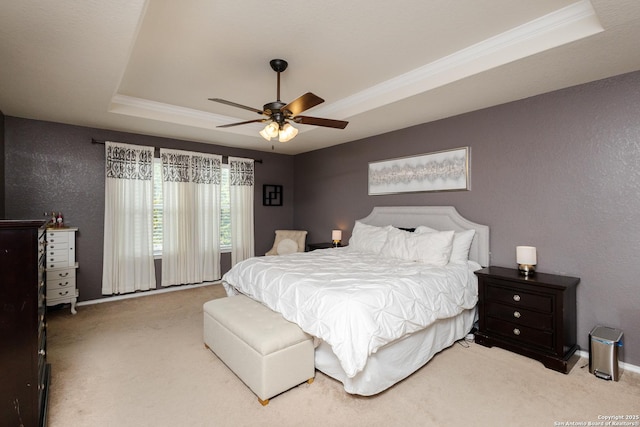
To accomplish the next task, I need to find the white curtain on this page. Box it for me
[229,157,255,265]
[102,141,156,295]
[161,149,222,286]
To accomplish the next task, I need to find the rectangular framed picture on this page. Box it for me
[263,184,283,206]
[368,147,470,195]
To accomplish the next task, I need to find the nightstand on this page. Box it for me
[474,266,579,373]
[306,242,342,251]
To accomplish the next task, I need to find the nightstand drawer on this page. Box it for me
[486,317,553,349]
[486,301,553,330]
[486,284,552,312]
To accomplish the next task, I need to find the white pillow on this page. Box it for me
[415,226,475,263]
[407,230,455,266]
[415,225,437,234]
[449,229,476,263]
[348,221,390,254]
[380,227,412,260]
[276,238,298,255]
[381,227,454,266]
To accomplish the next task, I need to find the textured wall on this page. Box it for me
[4,118,295,301]
[294,71,640,366]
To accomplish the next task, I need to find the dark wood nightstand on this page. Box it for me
[474,266,579,373]
[306,242,342,251]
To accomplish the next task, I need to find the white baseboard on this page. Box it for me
[77,281,221,306]
[576,349,640,375]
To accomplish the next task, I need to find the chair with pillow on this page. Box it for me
[265,230,308,256]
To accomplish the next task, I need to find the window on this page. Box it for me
[152,158,230,257]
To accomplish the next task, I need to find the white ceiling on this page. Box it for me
[1,0,640,155]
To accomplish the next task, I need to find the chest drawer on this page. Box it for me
[486,283,552,312]
[47,268,76,281]
[486,317,553,350]
[46,231,69,243]
[486,301,553,330]
[46,278,76,300]
[47,274,76,290]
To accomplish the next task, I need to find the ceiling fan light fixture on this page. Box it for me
[260,121,279,140]
[259,127,271,141]
[279,123,298,142]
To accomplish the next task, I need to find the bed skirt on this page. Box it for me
[314,307,476,396]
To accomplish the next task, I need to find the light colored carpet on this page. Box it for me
[46,284,639,427]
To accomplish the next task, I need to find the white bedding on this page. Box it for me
[222,247,480,379]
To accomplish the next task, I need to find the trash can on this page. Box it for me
[589,326,623,381]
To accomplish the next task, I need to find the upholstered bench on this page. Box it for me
[203,295,315,405]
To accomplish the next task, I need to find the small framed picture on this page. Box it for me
[263,184,283,206]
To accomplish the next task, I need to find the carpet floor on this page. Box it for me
[46,284,640,427]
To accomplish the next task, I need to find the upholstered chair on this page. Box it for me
[265,230,308,255]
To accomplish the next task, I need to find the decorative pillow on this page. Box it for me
[276,238,299,255]
[414,225,437,234]
[415,226,475,263]
[348,222,390,254]
[406,230,455,266]
[380,227,412,260]
[448,229,476,263]
[381,227,454,266]
[396,226,416,232]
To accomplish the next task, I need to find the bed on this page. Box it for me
[222,206,490,396]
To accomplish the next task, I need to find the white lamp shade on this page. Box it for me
[265,122,279,138]
[516,246,537,265]
[332,230,342,241]
[279,123,298,142]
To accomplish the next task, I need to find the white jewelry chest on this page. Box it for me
[45,227,79,314]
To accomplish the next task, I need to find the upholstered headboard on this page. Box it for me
[358,206,490,266]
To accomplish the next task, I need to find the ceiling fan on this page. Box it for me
[208,59,348,142]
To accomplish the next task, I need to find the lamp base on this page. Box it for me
[518,264,536,276]
[332,240,341,248]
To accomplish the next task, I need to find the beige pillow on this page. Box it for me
[276,238,298,255]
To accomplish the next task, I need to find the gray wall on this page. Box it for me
[294,71,640,366]
[4,118,295,301]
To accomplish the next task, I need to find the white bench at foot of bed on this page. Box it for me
[203,295,315,405]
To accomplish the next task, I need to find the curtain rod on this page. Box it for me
[91,138,263,164]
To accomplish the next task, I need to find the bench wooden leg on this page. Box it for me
[307,377,314,384]
[258,398,269,406]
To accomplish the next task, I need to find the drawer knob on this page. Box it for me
[39,349,46,356]
[513,311,521,319]
[513,328,521,336]
[513,294,521,302]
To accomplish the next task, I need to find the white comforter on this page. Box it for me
[222,247,479,378]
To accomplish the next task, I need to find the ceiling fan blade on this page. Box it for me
[282,92,324,116]
[293,115,349,129]
[217,119,266,128]
[208,98,265,115]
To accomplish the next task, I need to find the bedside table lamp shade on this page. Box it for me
[516,246,536,275]
[332,230,342,247]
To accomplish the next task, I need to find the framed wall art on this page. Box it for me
[263,184,283,206]
[368,147,470,195]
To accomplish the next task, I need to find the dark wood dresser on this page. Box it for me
[0,220,50,426]
[474,266,579,373]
